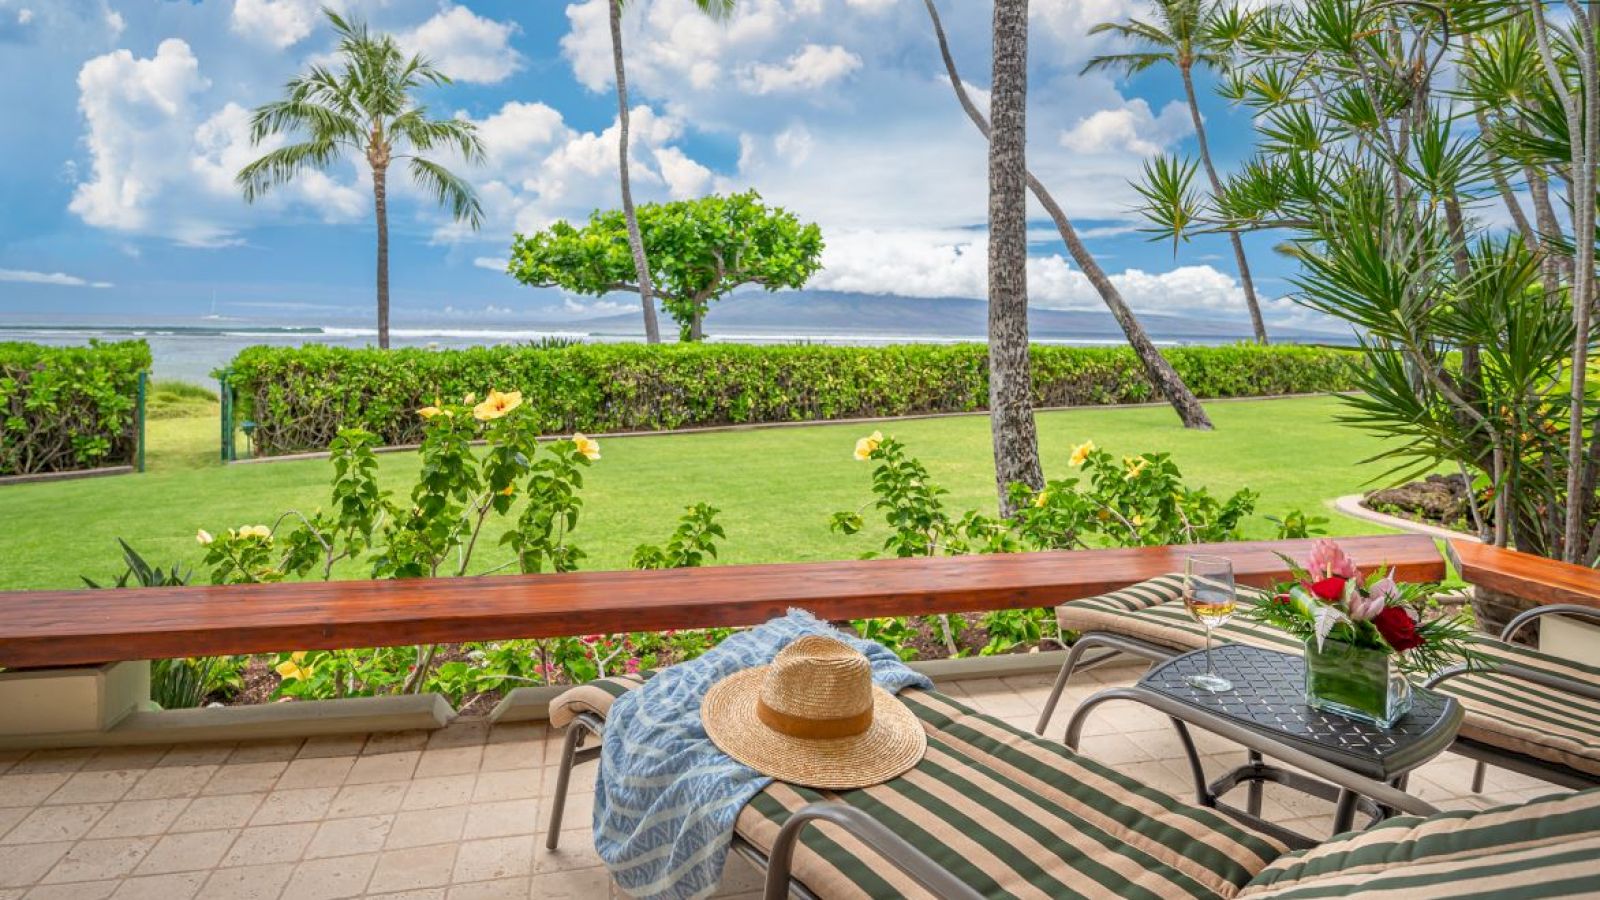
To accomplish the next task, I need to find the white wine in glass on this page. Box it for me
[1184,555,1236,693]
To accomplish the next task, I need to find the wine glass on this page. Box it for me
[1184,555,1236,693]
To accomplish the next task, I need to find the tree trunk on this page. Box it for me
[611,0,661,345]
[986,0,1043,516]
[374,164,390,351]
[1181,64,1266,344]
[689,306,704,341]
[1563,3,1598,561]
[921,0,1213,431]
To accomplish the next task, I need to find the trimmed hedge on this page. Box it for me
[1,340,151,476]
[227,342,1363,457]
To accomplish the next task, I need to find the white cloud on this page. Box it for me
[69,39,212,237]
[104,7,123,36]
[741,44,862,94]
[230,0,321,49]
[437,101,720,242]
[1060,98,1192,157]
[68,41,365,246]
[0,268,112,288]
[654,146,713,198]
[17,8,33,25]
[401,6,522,85]
[473,256,509,272]
[810,228,1297,323]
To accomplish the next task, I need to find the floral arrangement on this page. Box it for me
[1250,539,1482,676]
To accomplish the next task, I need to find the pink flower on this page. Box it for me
[1348,574,1398,622]
[1306,539,1358,582]
[624,658,641,675]
[579,635,601,646]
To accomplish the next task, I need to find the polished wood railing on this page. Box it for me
[0,535,1446,668]
[1448,539,1600,610]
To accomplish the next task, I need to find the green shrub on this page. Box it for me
[0,340,151,475]
[225,342,1364,456]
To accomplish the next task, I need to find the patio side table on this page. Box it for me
[1064,643,1462,847]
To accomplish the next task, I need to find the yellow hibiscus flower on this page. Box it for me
[1069,439,1097,467]
[1033,490,1051,508]
[238,525,272,540]
[852,430,884,461]
[275,651,313,681]
[195,529,213,545]
[417,405,450,419]
[572,433,601,461]
[472,389,523,421]
[499,483,516,496]
[1124,456,1149,478]
[1131,514,1145,527]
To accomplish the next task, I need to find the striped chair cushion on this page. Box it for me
[1239,788,1600,898]
[1055,574,1300,653]
[552,673,1287,898]
[1432,637,1600,777]
[548,671,651,728]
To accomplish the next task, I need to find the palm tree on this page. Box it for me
[922,0,1214,431]
[610,0,734,344]
[237,10,484,350]
[986,0,1043,514]
[1084,0,1269,344]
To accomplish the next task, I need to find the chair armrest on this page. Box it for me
[763,802,985,900]
[1500,604,1600,643]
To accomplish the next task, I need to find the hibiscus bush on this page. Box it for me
[832,430,1308,658]
[187,385,736,703]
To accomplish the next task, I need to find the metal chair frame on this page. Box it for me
[544,696,1442,899]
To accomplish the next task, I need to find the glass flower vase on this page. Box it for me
[1303,638,1412,728]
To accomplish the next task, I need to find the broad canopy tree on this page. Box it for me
[508,191,823,341]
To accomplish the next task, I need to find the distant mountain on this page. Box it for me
[570,290,1347,343]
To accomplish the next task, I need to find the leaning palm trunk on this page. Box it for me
[986,0,1043,514]
[610,0,662,344]
[922,0,1213,431]
[1180,65,1266,344]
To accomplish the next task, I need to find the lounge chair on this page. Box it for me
[545,673,1600,899]
[1032,575,1600,792]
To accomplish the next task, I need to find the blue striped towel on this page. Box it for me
[593,609,931,899]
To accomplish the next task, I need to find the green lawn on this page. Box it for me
[2,395,1402,591]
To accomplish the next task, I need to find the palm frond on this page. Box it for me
[391,111,483,162]
[236,140,342,202]
[409,157,483,228]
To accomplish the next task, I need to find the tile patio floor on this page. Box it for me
[0,662,1568,899]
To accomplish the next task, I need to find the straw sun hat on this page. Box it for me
[701,635,926,790]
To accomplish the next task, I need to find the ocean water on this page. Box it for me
[0,317,1210,386]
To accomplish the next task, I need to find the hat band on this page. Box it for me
[755,698,874,739]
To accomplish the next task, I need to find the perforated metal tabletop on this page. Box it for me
[1139,643,1462,781]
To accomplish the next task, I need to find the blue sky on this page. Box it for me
[0,0,1310,329]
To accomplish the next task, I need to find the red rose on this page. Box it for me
[1309,576,1347,602]
[1373,605,1423,652]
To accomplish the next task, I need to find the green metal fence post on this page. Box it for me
[219,369,234,463]
[135,370,147,473]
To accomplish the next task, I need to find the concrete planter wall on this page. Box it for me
[0,661,150,737]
